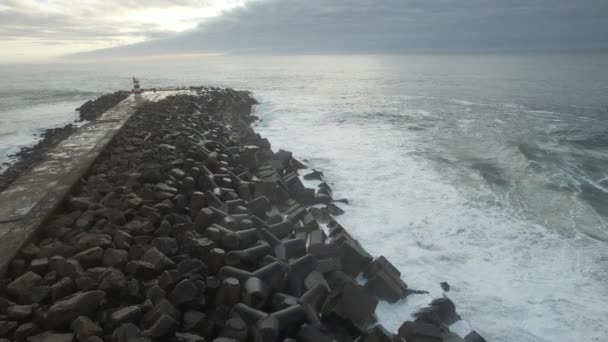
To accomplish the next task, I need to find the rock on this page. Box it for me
[141,314,177,338]
[182,310,209,336]
[175,332,205,342]
[113,230,133,250]
[398,321,443,342]
[322,277,378,329]
[141,247,175,271]
[27,331,74,342]
[125,261,159,280]
[154,220,172,237]
[109,306,142,327]
[98,268,127,294]
[440,282,450,292]
[83,337,104,342]
[464,331,487,342]
[15,322,38,339]
[73,247,104,268]
[151,237,178,256]
[71,316,102,341]
[49,257,85,279]
[112,323,140,342]
[37,241,75,258]
[413,297,460,326]
[44,290,105,328]
[358,325,395,342]
[103,248,129,268]
[364,256,408,303]
[6,272,49,304]
[0,321,17,337]
[146,284,166,303]
[77,233,112,250]
[170,280,200,307]
[7,304,33,321]
[177,259,207,278]
[30,258,49,275]
[303,170,324,181]
[21,243,41,259]
[51,277,75,301]
[75,277,98,292]
[157,271,178,290]
[142,299,179,327]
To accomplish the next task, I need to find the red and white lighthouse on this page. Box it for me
[132,77,142,96]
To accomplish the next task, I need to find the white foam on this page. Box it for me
[254,92,608,342]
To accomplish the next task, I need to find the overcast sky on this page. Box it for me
[1,0,607,62]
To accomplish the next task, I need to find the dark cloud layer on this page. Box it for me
[72,0,608,57]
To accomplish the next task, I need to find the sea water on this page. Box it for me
[1,52,608,341]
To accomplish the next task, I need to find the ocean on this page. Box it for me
[1,52,608,341]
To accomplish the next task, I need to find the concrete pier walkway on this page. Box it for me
[0,91,181,276]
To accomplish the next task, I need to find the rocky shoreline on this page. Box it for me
[0,91,130,193]
[0,88,486,342]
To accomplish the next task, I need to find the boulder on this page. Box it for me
[43,290,105,328]
[71,316,102,341]
[27,331,74,342]
[103,248,129,268]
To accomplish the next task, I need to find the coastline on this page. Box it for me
[0,88,485,342]
[0,91,130,193]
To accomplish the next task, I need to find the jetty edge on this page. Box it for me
[0,87,486,342]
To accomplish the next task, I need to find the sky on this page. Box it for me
[1,0,607,62]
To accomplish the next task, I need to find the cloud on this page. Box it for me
[0,0,247,61]
[69,0,608,58]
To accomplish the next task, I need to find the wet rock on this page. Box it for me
[146,284,166,303]
[112,323,140,342]
[21,243,41,260]
[151,237,178,256]
[98,268,127,294]
[358,325,396,342]
[7,304,33,321]
[44,290,105,328]
[126,261,159,280]
[109,306,142,327]
[30,258,49,275]
[303,170,324,181]
[113,230,133,250]
[73,247,104,268]
[6,272,49,304]
[170,279,202,307]
[9,259,27,278]
[27,331,75,342]
[440,282,450,292]
[175,332,206,342]
[71,316,102,341]
[141,314,177,338]
[398,321,443,342]
[38,241,75,258]
[464,331,487,342]
[75,277,98,292]
[49,257,85,279]
[142,299,180,327]
[413,298,460,326]
[15,322,38,340]
[177,259,207,278]
[83,337,104,342]
[103,248,128,268]
[51,277,75,301]
[141,247,175,271]
[322,277,378,330]
[0,321,18,337]
[182,310,209,337]
[77,233,112,250]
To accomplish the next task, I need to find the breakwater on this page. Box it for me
[0,88,486,342]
